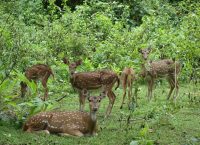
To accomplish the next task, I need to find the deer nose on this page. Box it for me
[93,108,98,111]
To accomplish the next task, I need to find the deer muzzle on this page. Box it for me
[93,108,98,112]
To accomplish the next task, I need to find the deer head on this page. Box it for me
[88,91,106,112]
[86,91,106,121]
[139,47,152,60]
[63,58,82,75]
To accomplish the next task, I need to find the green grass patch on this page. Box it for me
[0,84,200,145]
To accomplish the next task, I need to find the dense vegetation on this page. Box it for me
[0,0,199,144]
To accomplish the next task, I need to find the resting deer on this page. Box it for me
[20,64,54,101]
[120,67,136,109]
[23,92,106,137]
[63,58,120,118]
[139,47,181,101]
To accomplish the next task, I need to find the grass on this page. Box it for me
[0,83,200,145]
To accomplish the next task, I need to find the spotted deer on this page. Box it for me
[20,64,54,101]
[23,92,106,137]
[63,58,120,118]
[139,47,181,101]
[120,67,136,109]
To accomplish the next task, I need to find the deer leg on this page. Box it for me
[59,130,84,137]
[120,85,127,109]
[128,82,133,109]
[26,126,50,134]
[79,89,87,111]
[42,80,48,101]
[167,77,175,100]
[147,79,153,101]
[35,130,50,134]
[105,90,116,118]
[41,73,50,101]
[150,78,155,100]
[173,79,179,102]
[79,91,84,111]
[147,80,150,100]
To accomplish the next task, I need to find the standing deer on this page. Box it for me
[20,64,54,101]
[120,67,136,109]
[139,47,181,101]
[23,92,106,137]
[63,58,120,118]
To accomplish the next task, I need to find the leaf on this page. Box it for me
[130,140,139,145]
[0,79,10,94]
[139,123,149,137]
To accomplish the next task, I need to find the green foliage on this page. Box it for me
[0,0,199,144]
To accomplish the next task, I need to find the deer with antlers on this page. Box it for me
[63,58,120,118]
[23,92,106,137]
[139,47,181,101]
[120,67,136,109]
[20,64,54,101]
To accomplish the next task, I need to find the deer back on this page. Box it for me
[25,64,53,81]
[145,59,180,77]
[71,70,119,90]
[99,70,119,85]
[71,72,102,89]
[48,111,96,134]
[23,112,53,131]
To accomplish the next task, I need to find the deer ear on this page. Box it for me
[63,58,69,64]
[82,89,88,96]
[147,47,152,52]
[100,91,106,99]
[138,49,142,53]
[87,93,91,101]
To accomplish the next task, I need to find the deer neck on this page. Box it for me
[69,70,77,82]
[69,71,75,77]
[141,60,151,77]
[89,111,97,134]
[142,59,152,70]
[90,111,97,122]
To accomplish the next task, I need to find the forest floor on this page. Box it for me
[0,83,200,145]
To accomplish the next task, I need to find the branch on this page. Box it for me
[55,95,68,102]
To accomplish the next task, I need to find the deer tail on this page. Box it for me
[115,76,120,90]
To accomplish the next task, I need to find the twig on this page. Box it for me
[55,95,68,102]
[174,59,177,104]
[118,117,145,122]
